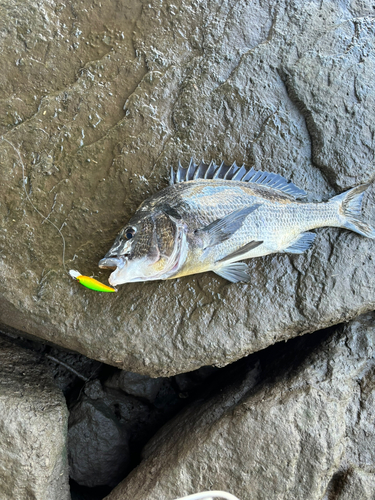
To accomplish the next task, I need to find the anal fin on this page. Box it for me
[214,262,250,283]
[283,232,316,254]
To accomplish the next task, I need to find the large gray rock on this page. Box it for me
[0,336,70,500]
[68,389,130,488]
[1,0,375,376]
[104,314,375,500]
[68,377,181,488]
[335,469,375,500]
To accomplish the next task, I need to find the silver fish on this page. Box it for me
[99,160,375,285]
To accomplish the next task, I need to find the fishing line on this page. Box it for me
[1,136,69,276]
[1,136,117,292]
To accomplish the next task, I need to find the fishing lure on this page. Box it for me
[69,270,117,292]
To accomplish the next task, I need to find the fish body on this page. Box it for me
[99,161,375,285]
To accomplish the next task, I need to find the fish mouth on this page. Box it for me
[98,256,127,270]
[98,227,188,285]
[98,251,181,286]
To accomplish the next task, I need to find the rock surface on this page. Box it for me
[335,469,375,500]
[1,0,375,376]
[68,377,183,488]
[0,336,70,500]
[104,371,165,403]
[104,313,375,500]
[68,387,131,488]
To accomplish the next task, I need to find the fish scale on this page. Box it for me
[169,183,339,274]
[99,163,375,285]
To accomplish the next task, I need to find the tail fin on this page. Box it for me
[331,184,375,238]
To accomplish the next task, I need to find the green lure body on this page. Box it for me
[69,270,117,292]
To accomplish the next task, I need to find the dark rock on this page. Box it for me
[68,378,182,488]
[104,371,165,403]
[1,0,375,376]
[0,336,70,500]
[103,314,375,500]
[44,347,102,397]
[284,17,375,190]
[174,366,219,395]
[104,366,218,403]
[336,468,375,500]
[68,396,130,488]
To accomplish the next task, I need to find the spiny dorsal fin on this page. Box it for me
[205,160,217,179]
[186,158,197,181]
[224,162,239,180]
[194,160,209,180]
[176,160,188,182]
[213,161,231,179]
[232,164,247,181]
[170,160,306,199]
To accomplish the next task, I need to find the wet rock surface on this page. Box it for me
[0,325,224,498]
[1,309,375,500]
[68,366,217,490]
[68,388,131,488]
[104,313,375,500]
[335,468,375,500]
[0,335,70,500]
[1,0,375,376]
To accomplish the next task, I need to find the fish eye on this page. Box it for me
[124,227,136,240]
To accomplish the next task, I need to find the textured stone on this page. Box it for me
[68,394,130,488]
[104,371,165,403]
[1,0,375,376]
[68,378,181,487]
[104,314,375,500]
[336,469,375,500]
[0,337,70,500]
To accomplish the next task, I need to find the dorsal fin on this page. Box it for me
[213,161,231,179]
[224,162,239,180]
[205,160,217,179]
[232,164,247,181]
[170,161,306,199]
[194,160,209,179]
[176,161,188,182]
[186,158,197,180]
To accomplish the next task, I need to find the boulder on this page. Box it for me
[104,371,165,403]
[335,469,375,500]
[68,378,182,488]
[104,313,375,500]
[0,336,70,500]
[1,0,375,375]
[68,393,130,488]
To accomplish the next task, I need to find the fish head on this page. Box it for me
[98,206,187,285]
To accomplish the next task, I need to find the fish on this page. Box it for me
[98,160,375,285]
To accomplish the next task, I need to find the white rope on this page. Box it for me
[173,491,240,500]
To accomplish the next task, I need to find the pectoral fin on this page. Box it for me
[196,204,261,249]
[214,262,250,283]
[216,240,263,264]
